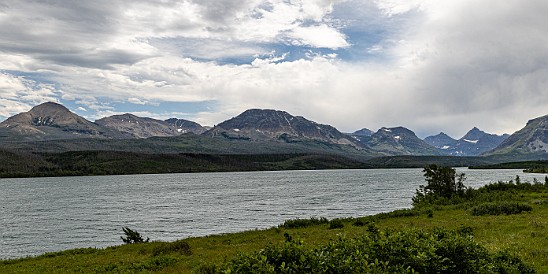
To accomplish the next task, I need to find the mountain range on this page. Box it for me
[423,128,509,156]
[0,102,546,161]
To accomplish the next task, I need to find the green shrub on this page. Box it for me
[279,217,329,228]
[328,219,344,229]
[492,251,536,273]
[470,202,533,216]
[380,208,421,218]
[121,227,149,244]
[216,228,534,273]
[353,218,367,227]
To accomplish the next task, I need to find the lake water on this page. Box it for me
[1,168,545,259]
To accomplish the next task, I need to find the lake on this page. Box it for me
[0,168,545,259]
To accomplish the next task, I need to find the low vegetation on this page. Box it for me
[212,227,534,274]
[1,165,548,273]
[470,202,533,216]
[0,150,370,178]
[471,160,548,174]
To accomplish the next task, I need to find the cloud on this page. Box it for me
[0,72,60,117]
[0,0,547,140]
[287,24,350,49]
[382,0,548,136]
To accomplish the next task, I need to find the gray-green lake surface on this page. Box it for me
[1,168,545,259]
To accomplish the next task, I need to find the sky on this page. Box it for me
[1,0,547,139]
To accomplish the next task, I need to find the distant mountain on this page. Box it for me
[485,114,548,159]
[361,127,442,156]
[424,132,457,150]
[352,128,374,137]
[165,118,206,134]
[451,127,508,156]
[96,114,204,139]
[424,128,508,156]
[0,102,118,141]
[346,128,374,142]
[96,114,181,138]
[205,109,362,148]
[0,102,525,161]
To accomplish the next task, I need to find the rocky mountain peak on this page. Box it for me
[3,102,80,127]
[359,126,441,156]
[217,109,297,131]
[0,102,113,140]
[351,128,374,137]
[207,109,361,147]
[96,114,178,138]
[423,132,457,149]
[165,118,206,134]
[461,127,487,141]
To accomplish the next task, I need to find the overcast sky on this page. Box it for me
[1,0,547,138]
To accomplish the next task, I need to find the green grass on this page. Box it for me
[2,184,548,273]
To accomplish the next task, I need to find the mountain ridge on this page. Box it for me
[1,102,547,161]
[204,108,363,149]
[361,127,443,156]
[423,128,508,156]
[95,114,205,139]
[484,114,548,159]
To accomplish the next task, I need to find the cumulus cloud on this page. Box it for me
[287,24,350,49]
[0,0,547,139]
[0,72,60,117]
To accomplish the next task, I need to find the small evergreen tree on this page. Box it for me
[121,227,149,244]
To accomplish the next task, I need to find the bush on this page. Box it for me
[470,202,533,216]
[328,219,344,229]
[121,227,149,244]
[216,228,534,273]
[279,217,329,228]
